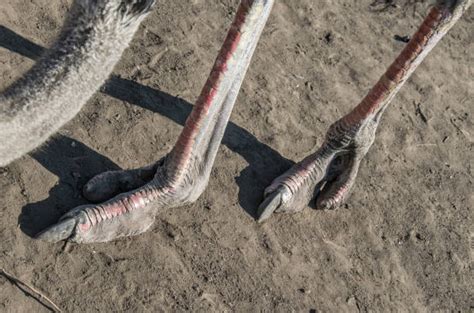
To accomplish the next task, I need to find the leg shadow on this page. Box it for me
[19,135,120,237]
[104,79,294,219]
[0,25,45,59]
[1,25,293,220]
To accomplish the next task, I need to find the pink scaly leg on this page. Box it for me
[37,0,275,243]
[258,0,472,222]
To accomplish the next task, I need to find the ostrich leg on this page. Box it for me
[37,0,274,243]
[0,0,154,167]
[258,0,472,222]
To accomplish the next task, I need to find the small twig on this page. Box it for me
[0,268,62,312]
[450,118,472,142]
[414,102,428,124]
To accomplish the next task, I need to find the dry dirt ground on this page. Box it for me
[0,0,473,312]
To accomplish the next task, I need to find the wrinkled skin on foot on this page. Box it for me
[36,156,209,243]
[82,163,159,203]
[257,117,377,222]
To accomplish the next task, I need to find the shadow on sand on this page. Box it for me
[0,25,293,236]
[19,136,121,237]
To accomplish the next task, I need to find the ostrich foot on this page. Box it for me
[258,1,471,222]
[36,0,274,243]
[36,157,207,243]
[257,118,376,222]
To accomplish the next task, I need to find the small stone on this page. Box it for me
[347,296,358,307]
[394,34,410,43]
[324,32,333,44]
[298,288,310,294]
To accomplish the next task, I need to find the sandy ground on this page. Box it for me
[0,0,473,311]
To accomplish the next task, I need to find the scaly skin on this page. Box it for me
[258,0,472,221]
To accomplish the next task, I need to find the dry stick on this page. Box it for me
[0,268,62,312]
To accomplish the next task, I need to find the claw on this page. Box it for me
[83,165,157,203]
[257,190,282,223]
[316,156,361,210]
[35,217,77,243]
[82,170,142,203]
[35,197,158,243]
